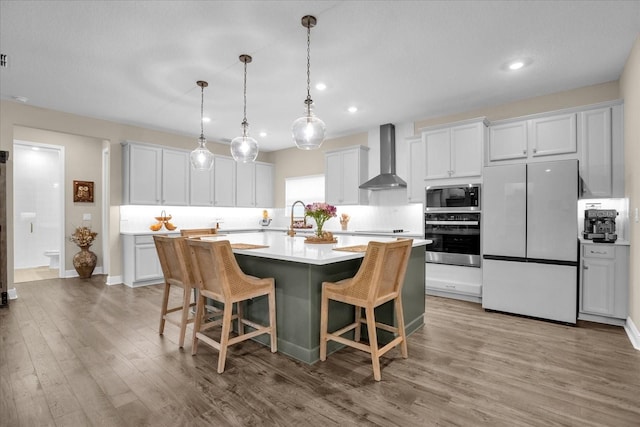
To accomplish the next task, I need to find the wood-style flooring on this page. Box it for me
[1,276,639,426]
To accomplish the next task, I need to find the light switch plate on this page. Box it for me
[83,213,91,221]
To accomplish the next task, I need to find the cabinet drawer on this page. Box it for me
[135,235,156,245]
[583,245,614,259]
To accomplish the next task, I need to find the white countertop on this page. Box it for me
[579,238,630,246]
[120,227,424,238]
[197,232,429,266]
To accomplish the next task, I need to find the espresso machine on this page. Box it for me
[583,209,618,243]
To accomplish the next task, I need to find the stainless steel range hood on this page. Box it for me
[359,123,407,190]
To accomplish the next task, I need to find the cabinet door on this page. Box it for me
[325,152,343,204]
[450,122,483,177]
[190,167,214,206]
[579,107,612,198]
[341,149,361,204]
[488,121,528,162]
[128,144,162,205]
[407,137,424,203]
[134,244,163,281]
[235,162,256,207]
[162,149,190,206]
[530,113,577,157]
[255,163,274,208]
[213,156,236,206]
[581,257,615,316]
[424,128,451,179]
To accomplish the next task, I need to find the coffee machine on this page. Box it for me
[583,209,618,243]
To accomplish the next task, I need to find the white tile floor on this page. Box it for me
[14,266,59,283]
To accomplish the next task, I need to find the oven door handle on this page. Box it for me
[425,220,479,226]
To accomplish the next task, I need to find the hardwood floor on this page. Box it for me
[1,276,639,426]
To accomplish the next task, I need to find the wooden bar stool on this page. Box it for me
[186,239,277,373]
[180,228,218,237]
[154,235,201,348]
[319,239,413,381]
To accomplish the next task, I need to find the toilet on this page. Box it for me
[44,250,59,269]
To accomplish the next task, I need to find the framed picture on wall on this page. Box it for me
[73,180,94,203]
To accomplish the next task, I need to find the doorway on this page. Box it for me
[13,141,65,282]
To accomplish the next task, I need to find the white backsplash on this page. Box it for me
[120,203,424,235]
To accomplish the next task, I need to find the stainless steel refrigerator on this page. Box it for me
[482,159,578,323]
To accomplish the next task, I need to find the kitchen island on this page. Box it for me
[201,231,429,364]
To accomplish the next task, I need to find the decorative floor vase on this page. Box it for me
[73,246,97,278]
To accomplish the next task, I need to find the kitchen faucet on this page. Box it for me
[287,200,306,237]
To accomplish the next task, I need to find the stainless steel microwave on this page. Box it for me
[425,184,481,211]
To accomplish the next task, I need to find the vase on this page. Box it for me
[73,246,97,279]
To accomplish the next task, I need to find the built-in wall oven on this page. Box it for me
[425,184,481,267]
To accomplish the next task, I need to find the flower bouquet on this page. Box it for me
[69,226,98,248]
[304,202,338,243]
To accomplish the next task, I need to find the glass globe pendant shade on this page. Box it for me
[190,135,214,171]
[230,123,259,163]
[292,103,326,150]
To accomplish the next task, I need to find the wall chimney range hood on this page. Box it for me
[359,123,407,190]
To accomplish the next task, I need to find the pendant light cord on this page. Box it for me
[200,84,205,140]
[242,58,248,136]
[305,22,312,116]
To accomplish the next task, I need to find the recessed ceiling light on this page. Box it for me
[202,117,211,123]
[259,131,267,137]
[348,106,358,113]
[509,61,525,70]
[315,82,326,91]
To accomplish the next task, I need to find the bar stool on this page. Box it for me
[186,239,277,373]
[319,239,413,381]
[180,228,218,237]
[154,235,199,348]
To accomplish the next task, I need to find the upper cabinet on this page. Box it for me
[578,104,624,198]
[162,148,190,206]
[488,112,577,163]
[213,155,236,207]
[423,118,487,180]
[122,142,189,206]
[236,161,274,208]
[325,145,369,205]
[406,136,424,203]
[487,101,624,198]
[124,141,274,207]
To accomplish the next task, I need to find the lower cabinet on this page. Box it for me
[122,234,170,287]
[579,243,629,325]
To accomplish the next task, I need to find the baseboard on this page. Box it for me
[624,316,640,351]
[106,275,123,286]
[426,288,482,304]
[64,266,103,278]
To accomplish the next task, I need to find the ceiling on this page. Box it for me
[1,1,639,152]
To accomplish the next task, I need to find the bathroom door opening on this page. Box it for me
[13,141,65,282]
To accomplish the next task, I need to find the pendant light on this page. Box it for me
[230,54,259,163]
[190,80,215,171]
[292,15,326,150]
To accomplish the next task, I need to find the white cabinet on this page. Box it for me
[423,119,486,180]
[406,136,424,203]
[488,121,528,161]
[190,166,214,206]
[325,145,369,205]
[122,234,168,287]
[236,161,274,208]
[578,104,624,198]
[529,113,577,157]
[122,143,162,205]
[255,162,274,207]
[122,142,189,206]
[213,155,236,207]
[488,113,577,163]
[579,243,629,325]
[161,148,190,206]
